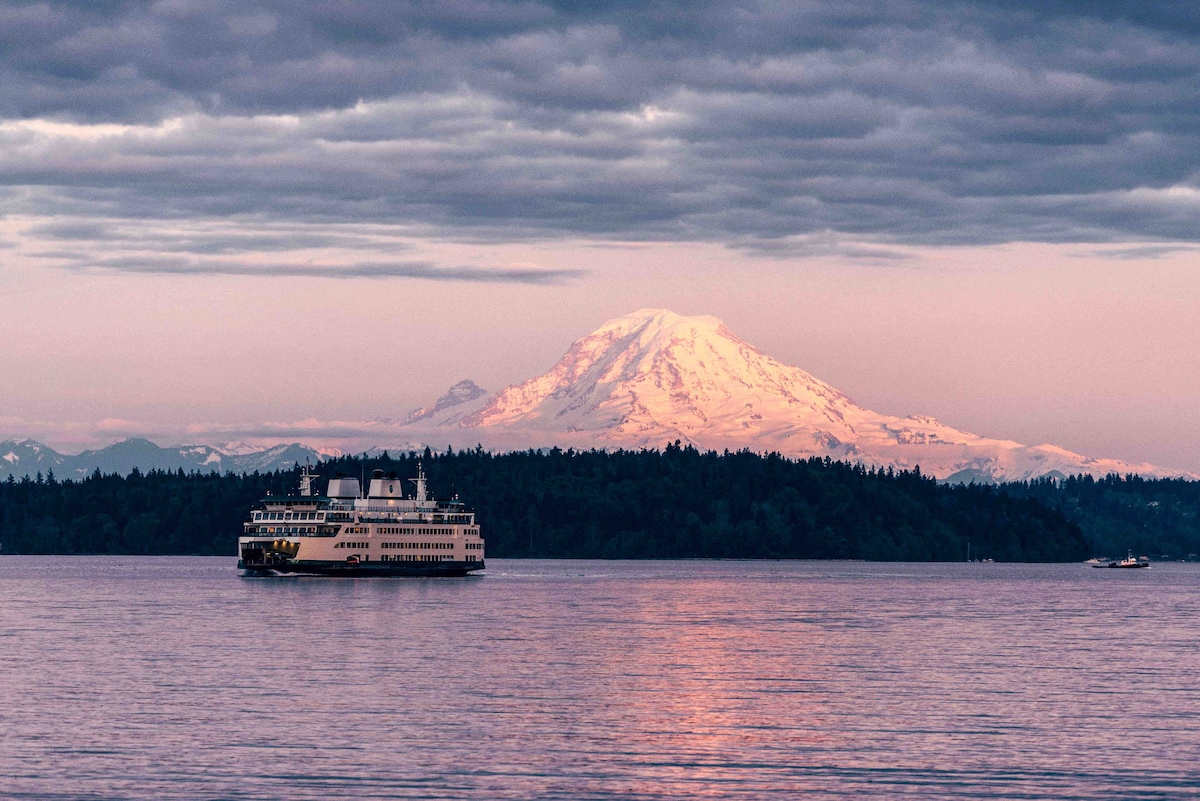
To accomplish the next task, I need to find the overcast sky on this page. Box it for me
[2,1,1198,469]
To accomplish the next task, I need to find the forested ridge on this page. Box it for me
[0,445,1092,561]
[1004,474,1200,560]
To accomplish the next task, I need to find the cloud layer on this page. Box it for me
[2,0,1199,252]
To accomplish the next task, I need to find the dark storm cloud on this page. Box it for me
[2,0,1198,251]
[25,219,413,254]
[51,254,580,283]
[1081,244,1200,260]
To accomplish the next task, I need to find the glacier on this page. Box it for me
[399,308,1189,483]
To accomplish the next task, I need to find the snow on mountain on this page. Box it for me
[0,439,337,479]
[0,439,66,477]
[1,310,1187,483]
[404,380,490,425]
[405,308,1187,482]
[212,441,265,457]
[226,443,337,474]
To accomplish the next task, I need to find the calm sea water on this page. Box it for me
[1,557,1198,800]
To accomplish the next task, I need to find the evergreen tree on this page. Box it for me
[9,448,1188,561]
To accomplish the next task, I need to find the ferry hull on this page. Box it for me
[238,559,484,578]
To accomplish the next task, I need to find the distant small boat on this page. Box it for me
[1092,550,1149,569]
[1084,557,1108,564]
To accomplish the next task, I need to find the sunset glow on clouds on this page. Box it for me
[1,1,1198,469]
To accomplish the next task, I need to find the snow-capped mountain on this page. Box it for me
[402,308,1186,482]
[0,438,339,480]
[404,380,490,425]
[4,309,1186,483]
[0,439,66,477]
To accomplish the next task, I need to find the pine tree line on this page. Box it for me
[0,445,1092,561]
[1003,474,1200,559]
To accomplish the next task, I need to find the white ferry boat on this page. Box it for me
[238,465,485,577]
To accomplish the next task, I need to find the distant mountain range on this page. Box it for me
[4,309,1191,483]
[0,438,340,481]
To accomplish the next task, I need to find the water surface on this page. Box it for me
[1,558,1197,799]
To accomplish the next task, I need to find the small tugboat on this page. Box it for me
[1092,550,1150,569]
[238,464,485,577]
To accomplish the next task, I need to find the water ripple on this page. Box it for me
[1,557,1198,799]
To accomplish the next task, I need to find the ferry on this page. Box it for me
[238,465,485,577]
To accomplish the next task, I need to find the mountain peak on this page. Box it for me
[458,308,844,436]
[599,307,719,330]
[405,379,490,425]
[398,307,1189,482]
[593,308,729,346]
